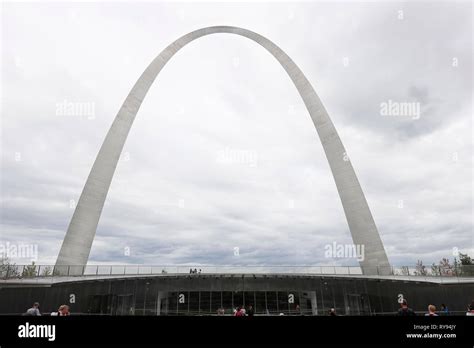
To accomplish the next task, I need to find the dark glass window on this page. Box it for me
[189,292,199,315]
[266,292,278,314]
[177,291,189,315]
[287,291,300,315]
[222,292,233,314]
[168,292,178,315]
[200,292,211,314]
[211,291,222,314]
[244,292,255,308]
[233,291,243,310]
[255,291,267,314]
[277,291,289,314]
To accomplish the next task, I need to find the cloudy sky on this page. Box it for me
[1,1,472,267]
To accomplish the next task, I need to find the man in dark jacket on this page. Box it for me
[398,300,416,316]
[247,305,254,317]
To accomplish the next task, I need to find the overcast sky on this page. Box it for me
[1,1,472,267]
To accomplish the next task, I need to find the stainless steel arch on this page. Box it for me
[55,26,391,275]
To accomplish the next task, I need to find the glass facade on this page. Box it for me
[0,276,472,316]
[154,291,304,315]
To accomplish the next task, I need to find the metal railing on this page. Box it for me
[1,264,474,280]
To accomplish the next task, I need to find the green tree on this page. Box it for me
[414,260,427,276]
[431,262,441,276]
[404,253,472,278]
[456,252,474,276]
[22,261,38,278]
[0,257,20,278]
[399,266,410,275]
[459,252,473,265]
[439,258,455,276]
[40,265,53,277]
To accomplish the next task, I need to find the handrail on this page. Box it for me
[1,264,473,280]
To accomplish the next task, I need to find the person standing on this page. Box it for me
[466,301,474,316]
[234,306,245,316]
[425,305,438,316]
[295,304,301,316]
[247,304,254,317]
[397,300,416,316]
[25,302,41,316]
[51,305,70,316]
[440,304,449,316]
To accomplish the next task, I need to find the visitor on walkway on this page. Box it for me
[440,303,449,315]
[425,305,438,316]
[397,300,416,316]
[466,301,474,316]
[25,302,41,316]
[234,306,245,316]
[247,304,254,317]
[51,305,70,316]
[295,304,301,316]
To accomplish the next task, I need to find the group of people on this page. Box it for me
[24,298,474,316]
[326,300,474,316]
[233,304,255,316]
[220,304,302,316]
[25,302,70,316]
[398,299,474,316]
[189,268,201,274]
[397,300,442,316]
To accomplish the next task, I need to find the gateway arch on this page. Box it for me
[56,26,391,275]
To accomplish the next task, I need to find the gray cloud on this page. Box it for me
[1,1,472,267]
